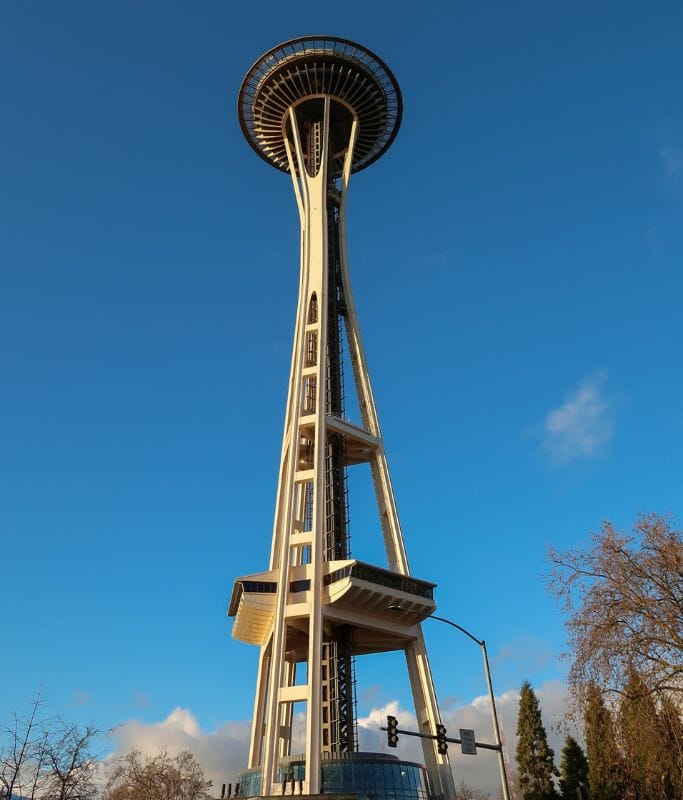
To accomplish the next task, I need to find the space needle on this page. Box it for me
[229,37,456,800]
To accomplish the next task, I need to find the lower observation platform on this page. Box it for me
[229,560,436,658]
[237,752,432,800]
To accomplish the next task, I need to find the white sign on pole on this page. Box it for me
[460,728,477,755]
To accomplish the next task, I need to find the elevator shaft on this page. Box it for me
[320,186,356,753]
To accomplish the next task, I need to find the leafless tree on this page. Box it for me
[453,780,492,800]
[104,749,212,800]
[548,514,683,700]
[1,695,101,800]
[0,692,50,800]
[42,720,99,800]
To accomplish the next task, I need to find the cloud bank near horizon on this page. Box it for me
[108,680,576,797]
[109,708,251,792]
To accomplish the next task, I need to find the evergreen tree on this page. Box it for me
[584,683,625,800]
[619,671,683,800]
[619,670,663,799]
[558,736,588,800]
[656,694,683,799]
[515,681,559,800]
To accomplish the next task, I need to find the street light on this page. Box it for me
[388,604,511,800]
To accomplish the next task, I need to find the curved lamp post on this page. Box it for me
[388,605,511,800]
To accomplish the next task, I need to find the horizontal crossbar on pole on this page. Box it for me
[380,726,502,753]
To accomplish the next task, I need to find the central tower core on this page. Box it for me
[231,37,454,800]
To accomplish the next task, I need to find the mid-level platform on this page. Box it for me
[229,560,436,658]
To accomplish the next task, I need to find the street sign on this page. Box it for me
[460,728,477,755]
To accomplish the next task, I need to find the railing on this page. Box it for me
[323,563,434,600]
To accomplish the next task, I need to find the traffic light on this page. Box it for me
[387,715,399,748]
[435,723,448,755]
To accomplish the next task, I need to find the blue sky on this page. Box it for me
[2,1,682,793]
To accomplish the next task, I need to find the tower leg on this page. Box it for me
[248,640,271,769]
[405,632,456,800]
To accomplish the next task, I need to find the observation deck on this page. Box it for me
[237,36,402,176]
[229,559,435,658]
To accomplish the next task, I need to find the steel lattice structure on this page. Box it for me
[229,36,455,800]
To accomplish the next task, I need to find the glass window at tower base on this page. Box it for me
[237,753,432,800]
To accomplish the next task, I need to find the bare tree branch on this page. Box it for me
[1,695,102,800]
[104,749,211,800]
[547,514,683,701]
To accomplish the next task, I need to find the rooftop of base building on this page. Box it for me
[236,752,432,800]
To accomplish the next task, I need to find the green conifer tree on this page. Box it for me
[584,683,625,800]
[558,736,588,800]
[515,681,559,800]
[619,671,683,800]
[619,670,663,798]
[656,694,683,799]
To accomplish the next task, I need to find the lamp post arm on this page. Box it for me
[426,614,483,647]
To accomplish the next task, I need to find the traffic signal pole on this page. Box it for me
[381,717,502,752]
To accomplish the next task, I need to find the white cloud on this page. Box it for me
[357,699,413,733]
[109,681,577,799]
[358,681,576,797]
[108,708,250,792]
[541,372,613,465]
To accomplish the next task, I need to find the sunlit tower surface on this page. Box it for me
[229,37,455,800]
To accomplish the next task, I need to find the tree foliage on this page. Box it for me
[515,682,558,800]
[583,678,683,800]
[548,514,683,699]
[557,736,588,800]
[656,694,683,798]
[104,749,211,800]
[584,683,624,800]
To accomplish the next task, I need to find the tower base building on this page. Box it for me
[230,37,455,800]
